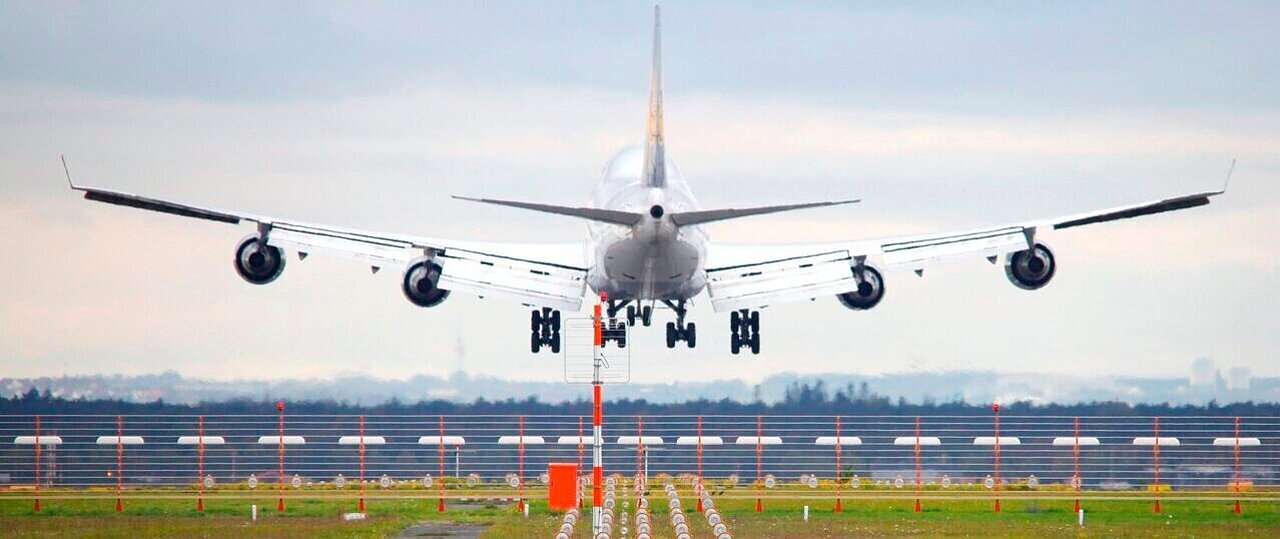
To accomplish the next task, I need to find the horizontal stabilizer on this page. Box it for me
[453,196,645,226]
[670,199,860,226]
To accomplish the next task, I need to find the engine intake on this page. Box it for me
[1005,242,1056,290]
[837,263,885,310]
[403,257,450,308]
[234,235,285,285]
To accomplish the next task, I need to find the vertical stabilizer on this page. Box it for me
[641,5,666,188]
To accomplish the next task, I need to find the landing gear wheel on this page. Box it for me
[729,309,762,355]
[749,311,760,332]
[531,310,542,331]
[665,322,677,349]
[750,333,760,354]
[686,323,697,348]
[531,332,540,354]
[730,333,741,355]
[730,311,741,333]
[550,333,561,354]
[641,306,653,326]
[529,307,561,353]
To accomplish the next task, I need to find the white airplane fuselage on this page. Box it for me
[586,146,707,302]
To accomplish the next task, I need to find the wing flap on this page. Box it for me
[439,249,586,311]
[880,226,1027,270]
[706,251,856,312]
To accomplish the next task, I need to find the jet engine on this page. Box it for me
[234,235,285,285]
[403,257,451,307]
[1005,242,1056,290]
[837,263,885,310]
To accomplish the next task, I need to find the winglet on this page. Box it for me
[1221,158,1236,193]
[61,154,81,190]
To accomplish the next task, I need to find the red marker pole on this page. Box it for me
[755,415,763,513]
[696,416,705,513]
[517,415,526,513]
[1153,416,1161,514]
[591,293,606,534]
[1073,416,1081,513]
[992,404,1000,514]
[197,415,205,512]
[577,416,585,508]
[914,416,922,513]
[115,415,124,513]
[438,415,446,513]
[636,416,645,487]
[33,414,40,512]
[358,415,366,513]
[834,416,843,513]
[277,401,285,513]
[1233,416,1242,515]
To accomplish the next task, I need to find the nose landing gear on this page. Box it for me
[662,300,696,349]
[530,307,561,353]
[729,309,760,355]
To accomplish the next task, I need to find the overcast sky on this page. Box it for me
[1,1,1277,385]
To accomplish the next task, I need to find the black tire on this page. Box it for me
[749,311,760,332]
[730,311,740,333]
[530,332,541,354]
[549,309,561,330]
[686,323,697,348]
[531,310,542,331]
[626,305,637,326]
[641,306,653,326]
[750,333,761,354]
[731,333,741,355]
[550,334,561,354]
[618,332,627,348]
[665,322,677,348]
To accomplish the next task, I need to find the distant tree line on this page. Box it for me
[3,382,1278,416]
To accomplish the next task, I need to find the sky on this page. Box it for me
[1,1,1278,385]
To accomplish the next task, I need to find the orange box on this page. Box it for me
[547,463,579,511]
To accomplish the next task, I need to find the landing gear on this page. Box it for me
[530,307,561,353]
[625,304,653,327]
[662,300,696,349]
[729,309,760,355]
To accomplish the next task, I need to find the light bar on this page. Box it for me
[176,436,225,445]
[893,436,941,446]
[418,436,467,446]
[735,436,782,445]
[814,436,863,446]
[973,437,1021,446]
[616,436,664,446]
[257,435,306,445]
[1212,437,1261,447]
[14,436,63,445]
[1051,437,1101,446]
[96,436,145,445]
[338,436,386,445]
[1132,437,1180,446]
[497,436,545,445]
[675,436,724,446]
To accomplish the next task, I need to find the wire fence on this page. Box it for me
[1,414,1276,505]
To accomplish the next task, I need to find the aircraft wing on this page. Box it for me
[704,180,1229,313]
[66,162,588,312]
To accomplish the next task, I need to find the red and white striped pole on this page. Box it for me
[1233,416,1242,515]
[32,414,41,512]
[696,416,704,513]
[834,416,843,513]
[1073,416,1081,513]
[592,292,606,535]
[517,416,526,513]
[992,403,1000,514]
[437,415,446,513]
[277,401,285,513]
[197,415,205,513]
[914,416,922,513]
[115,415,124,513]
[358,415,366,513]
[1153,416,1162,514]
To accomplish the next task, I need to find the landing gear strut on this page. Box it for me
[663,300,696,349]
[530,307,561,353]
[729,309,761,355]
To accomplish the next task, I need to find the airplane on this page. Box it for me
[67,6,1228,355]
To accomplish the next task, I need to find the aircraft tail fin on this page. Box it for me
[641,5,666,188]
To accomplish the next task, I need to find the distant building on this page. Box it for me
[1190,357,1216,387]
[1226,367,1251,391]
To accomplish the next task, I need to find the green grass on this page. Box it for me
[2,491,1277,538]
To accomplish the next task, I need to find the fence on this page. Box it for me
[1,413,1276,513]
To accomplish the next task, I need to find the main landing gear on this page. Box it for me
[730,309,761,355]
[530,307,561,353]
[663,300,696,349]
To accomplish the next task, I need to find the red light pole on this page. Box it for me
[1073,416,1081,513]
[914,416,922,513]
[33,415,41,513]
[992,403,1001,514]
[591,292,606,535]
[115,415,123,513]
[834,416,843,513]
[1233,416,1243,515]
[697,416,705,513]
[197,415,205,513]
[438,415,446,513]
[277,401,285,513]
[358,415,366,513]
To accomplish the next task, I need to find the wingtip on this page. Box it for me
[1221,158,1236,193]
[61,154,79,190]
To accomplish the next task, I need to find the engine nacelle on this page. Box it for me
[1005,242,1056,290]
[837,263,885,310]
[403,257,450,308]
[234,235,285,285]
